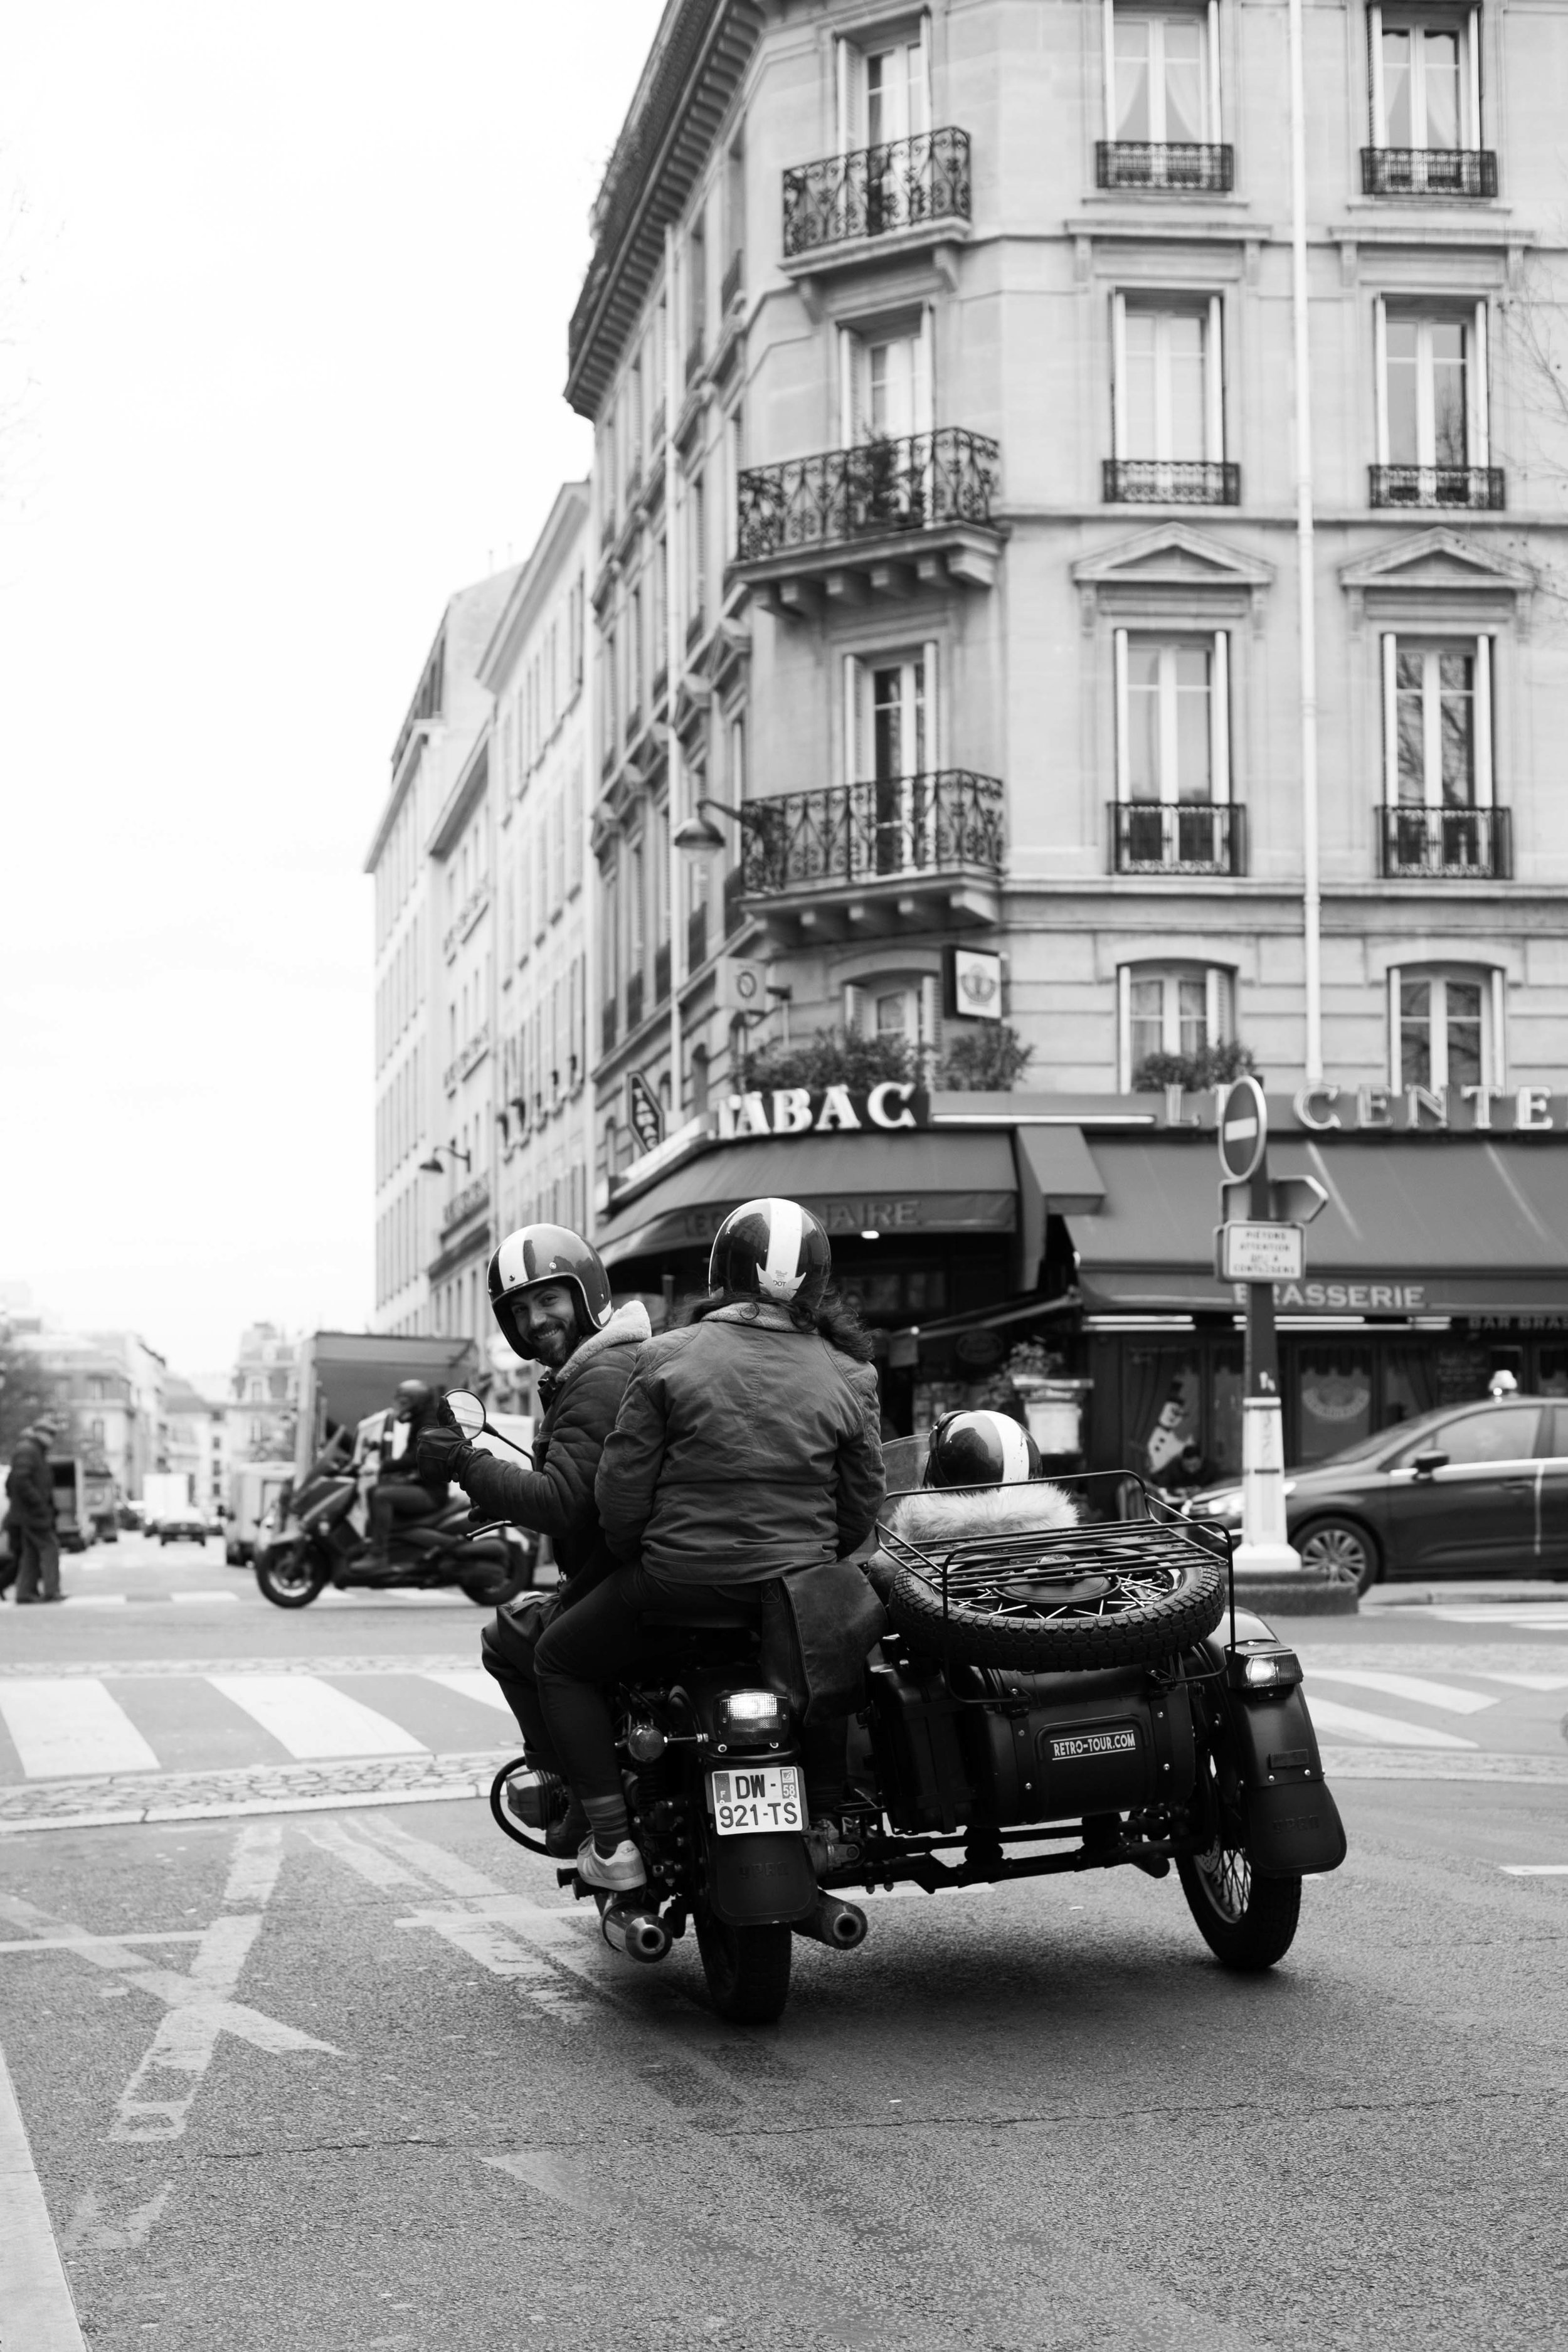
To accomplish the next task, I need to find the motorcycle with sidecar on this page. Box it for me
[488,1434,1348,2025]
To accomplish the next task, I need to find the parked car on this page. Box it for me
[1185,1393,1568,1591]
[157,1508,212,1547]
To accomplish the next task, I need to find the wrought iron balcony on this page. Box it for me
[742,771,1004,915]
[1362,147,1497,198]
[1377,805,1512,879]
[1370,464,1505,511]
[1111,802,1246,876]
[1104,458,1239,505]
[1096,141,1234,192]
[738,429,999,566]
[783,127,970,258]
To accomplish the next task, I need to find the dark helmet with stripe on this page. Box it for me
[488,1223,613,1361]
[924,1409,1042,1489]
[393,1379,433,1420]
[709,1196,832,1315]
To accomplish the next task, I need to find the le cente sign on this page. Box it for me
[716,1083,929,1142]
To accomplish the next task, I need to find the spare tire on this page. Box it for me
[888,1548,1226,1671]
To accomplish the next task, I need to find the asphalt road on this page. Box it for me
[2,1541,1566,2350]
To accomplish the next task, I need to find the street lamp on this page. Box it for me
[672,797,746,853]
[418,1141,472,1175]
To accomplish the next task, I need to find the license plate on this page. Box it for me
[709,1766,803,1836]
[1048,1727,1138,1761]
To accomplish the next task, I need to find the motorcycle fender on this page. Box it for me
[703,1826,817,1928]
[1242,1779,1348,1877]
[1219,1684,1325,1789]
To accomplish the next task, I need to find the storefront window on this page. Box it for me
[1537,1347,1568,1399]
[1210,1347,1243,1478]
[1380,1352,1436,1429]
[1296,1345,1373,1463]
[1124,1347,1201,1480]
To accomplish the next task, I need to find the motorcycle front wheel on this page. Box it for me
[254,1542,329,1611]
[694,1907,792,2025]
[1177,1845,1301,1971]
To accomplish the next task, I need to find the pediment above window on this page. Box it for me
[1340,527,1535,629]
[1073,524,1273,630]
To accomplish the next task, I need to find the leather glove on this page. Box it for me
[416,1427,474,1485]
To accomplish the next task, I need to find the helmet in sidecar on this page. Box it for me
[924,1408,1041,1488]
[488,1223,614,1361]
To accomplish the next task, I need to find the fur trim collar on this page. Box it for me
[884,1480,1079,1551]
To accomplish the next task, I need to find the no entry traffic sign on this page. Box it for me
[1217,1074,1268,1185]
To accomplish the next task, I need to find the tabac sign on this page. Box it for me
[716,1083,930,1141]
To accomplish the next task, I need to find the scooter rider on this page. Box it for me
[364,1380,448,1576]
[415,1224,652,1839]
[532,1196,886,1895]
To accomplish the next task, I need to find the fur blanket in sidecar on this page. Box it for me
[882,1480,1079,1552]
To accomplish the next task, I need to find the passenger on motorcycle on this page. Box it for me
[364,1380,450,1576]
[415,1223,652,1850]
[532,1195,886,1894]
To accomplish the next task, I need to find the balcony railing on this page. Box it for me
[1104,458,1240,505]
[738,428,999,562]
[1370,464,1505,511]
[741,771,1005,895]
[1377,804,1512,879]
[1362,147,1497,198]
[1111,802,1246,876]
[783,127,972,257]
[654,940,671,1004]
[687,901,709,970]
[626,970,645,1030]
[1096,140,1234,192]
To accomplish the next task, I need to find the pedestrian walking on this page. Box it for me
[8,1417,63,1604]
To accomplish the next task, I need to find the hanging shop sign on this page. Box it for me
[945,946,1004,1022]
[626,1069,664,1155]
[715,1083,930,1141]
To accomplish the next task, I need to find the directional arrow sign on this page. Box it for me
[1217,1075,1268,1185]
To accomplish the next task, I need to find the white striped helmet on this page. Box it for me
[924,1409,1042,1488]
[709,1197,832,1313]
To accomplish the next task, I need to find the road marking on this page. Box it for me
[0,1934,204,1954]
[0,1679,161,1778]
[1428,1608,1568,1629]
[421,1668,512,1712]
[207,1675,427,1760]
[1500,1863,1568,1875]
[1306,1697,1476,1749]
[61,1594,126,1607]
[61,2184,172,2253]
[170,1591,240,1606]
[0,2040,88,2349]
[302,1818,425,1889]
[363,1814,499,1894]
[1483,1672,1568,1692]
[223,1822,283,1907]
[1322,1745,1568,1781]
[1308,1668,1497,1716]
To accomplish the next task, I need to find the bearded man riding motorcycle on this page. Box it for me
[416,1224,652,1851]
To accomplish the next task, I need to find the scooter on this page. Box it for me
[253,1409,535,1609]
[487,1450,1346,2026]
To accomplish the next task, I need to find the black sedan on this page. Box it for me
[1184,1392,1568,1592]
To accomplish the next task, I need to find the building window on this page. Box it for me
[1108,296,1233,501]
[1378,633,1507,874]
[1388,965,1500,1090]
[1118,963,1231,1085]
[845,973,941,1057]
[1112,632,1236,871]
[840,314,932,447]
[837,24,931,151]
[1108,6,1217,143]
[1369,9,1481,153]
[1372,300,1497,503]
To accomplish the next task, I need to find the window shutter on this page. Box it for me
[1207,0,1222,140]
[1368,3,1385,139]
[916,305,935,437]
[1474,634,1493,807]
[1111,292,1128,459]
[1374,295,1389,464]
[919,975,941,1061]
[843,654,862,785]
[923,638,940,771]
[1471,302,1490,464]
[1488,967,1505,1086]
[835,33,853,153]
[1116,963,1132,1090]
[1206,296,1224,463]
[1205,967,1225,1047]
[1212,630,1231,803]
[1114,627,1130,798]
[1103,0,1118,140]
[1466,8,1482,147]
[916,13,933,136]
[844,983,869,1033]
[839,325,857,447]
[1381,632,1399,803]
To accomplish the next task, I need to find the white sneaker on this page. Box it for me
[576,1837,647,1892]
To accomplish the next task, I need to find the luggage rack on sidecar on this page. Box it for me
[876,1469,1236,1640]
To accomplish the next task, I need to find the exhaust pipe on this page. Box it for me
[793,1894,868,1951]
[600,1902,672,1964]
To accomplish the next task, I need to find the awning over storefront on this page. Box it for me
[598,1130,1018,1269]
[1070,1136,1568,1316]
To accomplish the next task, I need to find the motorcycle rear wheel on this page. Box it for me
[1177,1845,1301,1971]
[694,1907,792,2025]
[254,1543,328,1611]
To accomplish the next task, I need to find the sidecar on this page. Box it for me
[825,1461,1347,1970]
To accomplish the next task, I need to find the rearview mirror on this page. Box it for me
[1411,1449,1448,1477]
[445,1390,487,1439]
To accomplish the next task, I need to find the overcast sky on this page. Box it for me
[0,0,661,1377]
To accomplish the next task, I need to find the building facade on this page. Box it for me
[368,566,521,1338]
[226,1323,299,1465]
[14,1330,169,1500]
[480,484,594,1401]
[562,0,1568,1463]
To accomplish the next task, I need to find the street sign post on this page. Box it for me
[1217,1221,1306,1283]
[1218,1078,1300,1575]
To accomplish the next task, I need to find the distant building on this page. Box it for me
[367,566,522,1337]
[226,1323,299,1466]
[164,1377,227,1512]
[14,1330,167,1500]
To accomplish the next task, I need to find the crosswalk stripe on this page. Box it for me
[0,1680,161,1779]
[420,1670,512,1713]
[1428,1608,1568,1628]
[1483,1672,1568,1692]
[1305,1695,1476,1750]
[1308,1668,1496,1716]
[206,1676,427,1761]
[170,1592,240,1606]
[1500,1864,1568,1875]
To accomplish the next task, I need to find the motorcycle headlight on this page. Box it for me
[716,1690,787,1740]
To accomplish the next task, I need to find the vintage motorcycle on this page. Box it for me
[253,1409,536,1609]
[487,1438,1348,2025]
